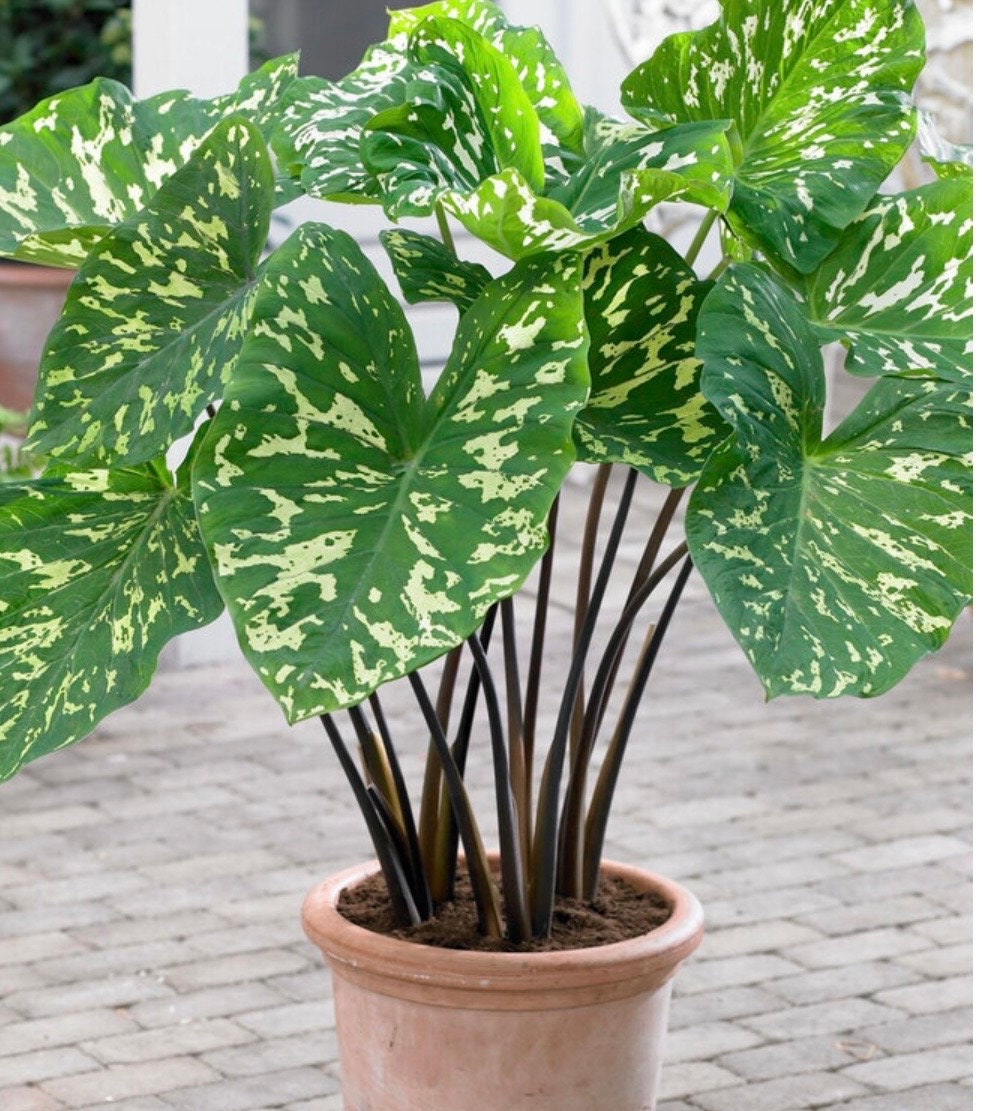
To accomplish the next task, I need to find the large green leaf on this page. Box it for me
[0,55,297,267]
[361,18,545,218]
[379,228,492,312]
[805,179,973,382]
[575,227,723,485]
[687,264,972,699]
[25,118,273,467]
[193,224,589,722]
[387,0,584,149]
[621,0,924,271]
[0,452,224,781]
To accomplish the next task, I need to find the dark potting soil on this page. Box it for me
[338,869,672,952]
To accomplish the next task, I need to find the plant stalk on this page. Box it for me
[684,210,717,267]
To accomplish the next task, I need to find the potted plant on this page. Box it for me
[0,0,971,1106]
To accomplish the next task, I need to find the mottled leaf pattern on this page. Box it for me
[0,456,224,781]
[379,228,491,311]
[575,228,723,485]
[194,225,589,721]
[272,39,415,203]
[0,56,297,267]
[549,115,734,229]
[917,110,973,180]
[687,264,972,699]
[25,118,273,467]
[806,180,973,382]
[622,0,924,271]
[387,0,584,149]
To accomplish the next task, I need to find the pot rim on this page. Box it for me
[302,857,704,995]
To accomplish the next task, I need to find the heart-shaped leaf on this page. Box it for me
[387,0,584,149]
[0,55,297,267]
[805,179,973,383]
[25,117,273,467]
[575,227,723,485]
[379,228,492,312]
[622,0,924,271]
[193,225,589,721]
[687,264,972,699]
[0,452,223,782]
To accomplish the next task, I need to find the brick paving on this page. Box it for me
[0,476,971,1110]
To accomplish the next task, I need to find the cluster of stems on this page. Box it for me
[320,467,693,941]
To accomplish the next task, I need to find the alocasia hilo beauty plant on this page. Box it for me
[0,0,971,941]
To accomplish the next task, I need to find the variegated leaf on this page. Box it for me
[0,453,224,781]
[25,118,273,467]
[379,228,491,312]
[621,0,924,272]
[806,180,973,383]
[687,264,972,699]
[361,18,547,220]
[0,56,297,267]
[548,114,734,232]
[387,0,584,149]
[575,227,723,485]
[193,224,589,722]
[272,39,416,203]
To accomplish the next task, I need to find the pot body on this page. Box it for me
[302,859,703,1111]
[0,263,74,411]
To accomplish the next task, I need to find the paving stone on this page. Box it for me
[793,895,942,937]
[658,1061,741,1101]
[832,836,968,873]
[41,1059,221,1105]
[664,1021,763,1063]
[80,1018,256,1065]
[895,942,971,978]
[0,1009,138,1056]
[909,915,971,946]
[718,1033,882,1081]
[236,1000,335,1039]
[873,975,972,1015]
[679,954,804,994]
[0,1047,99,1088]
[841,1044,972,1090]
[0,932,86,968]
[201,1032,334,1077]
[699,920,823,959]
[0,1088,64,1111]
[691,1070,869,1111]
[161,1067,334,1110]
[742,998,906,1041]
[159,948,310,992]
[766,960,922,1006]
[782,928,932,969]
[127,983,290,1029]
[836,1083,973,1110]
[3,976,174,1020]
[854,1008,972,1055]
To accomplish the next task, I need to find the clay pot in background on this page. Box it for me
[0,262,73,412]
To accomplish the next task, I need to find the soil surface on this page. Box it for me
[338,869,672,952]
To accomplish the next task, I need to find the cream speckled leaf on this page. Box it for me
[0,456,224,782]
[806,180,973,383]
[25,118,273,468]
[548,114,734,231]
[621,0,924,272]
[379,228,491,312]
[687,264,972,699]
[917,111,973,181]
[387,0,584,149]
[193,225,589,721]
[0,56,297,267]
[575,227,723,485]
[361,18,545,219]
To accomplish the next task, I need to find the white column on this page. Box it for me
[132,0,249,99]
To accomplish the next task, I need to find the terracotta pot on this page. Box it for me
[0,262,74,412]
[302,859,704,1110]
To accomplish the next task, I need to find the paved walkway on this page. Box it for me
[0,476,971,1110]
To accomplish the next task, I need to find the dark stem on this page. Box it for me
[319,714,419,926]
[466,632,532,941]
[582,556,694,896]
[417,645,462,895]
[407,671,504,938]
[500,596,530,868]
[531,468,638,933]
[367,694,433,919]
[558,487,686,891]
[522,494,559,821]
